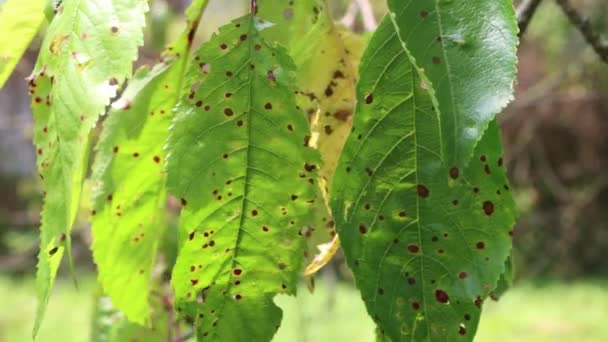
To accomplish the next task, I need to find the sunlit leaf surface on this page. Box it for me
[91,0,209,325]
[166,13,319,341]
[29,0,148,335]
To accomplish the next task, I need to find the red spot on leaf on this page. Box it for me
[435,289,449,303]
[417,184,430,198]
[483,201,494,216]
[359,224,367,234]
[449,167,459,179]
[459,325,466,335]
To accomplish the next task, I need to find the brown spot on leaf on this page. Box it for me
[483,201,494,216]
[435,290,449,303]
[449,167,459,179]
[359,224,367,234]
[417,184,429,198]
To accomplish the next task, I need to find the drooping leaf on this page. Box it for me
[260,0,365,194]
[30,0,148,335]
[387,0,518,166]
[295,22,366,267]
[259,0,367,269]
[330,17,517,341]
[166,14,319,341]
[0,0,47,88]
[91,64,171,326]
[90,0,209,325]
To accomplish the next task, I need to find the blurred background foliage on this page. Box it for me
[0,0,607,341]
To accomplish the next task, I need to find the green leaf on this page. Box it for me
[491,256,514,301]
[330,18,517,341]
[30,0,148,336]
[0,0,47,88]
[257,0,321,47]
[90,64,172,324]
[166,14,319,341]
[90,0,209,325]
[387,0,518,166]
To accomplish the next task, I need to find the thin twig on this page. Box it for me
[355,0,377,32]
[555,0,608,63]
[517,0,544,37]
[340,2,359,29]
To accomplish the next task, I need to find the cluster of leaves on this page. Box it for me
[0,0,519,340]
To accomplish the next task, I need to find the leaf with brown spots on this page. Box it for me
[330,18,517,342]
[30,0,148,336]
[90,0,209,326]
[166,14,319,342]
[259,0,367,272]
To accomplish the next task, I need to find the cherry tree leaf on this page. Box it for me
[331,18,517,341]
[259,0,367,267]
[90,0,209,325]
[387,0,518,166]
[29,0,148,335]
[166,14,319,341]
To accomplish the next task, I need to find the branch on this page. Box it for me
[340,2,359,29]
[555,0,608,63]
[340,0,377,32]
[517,0,544,37]
[355,0,377,32]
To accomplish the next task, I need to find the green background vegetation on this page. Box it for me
[2,276,607,341]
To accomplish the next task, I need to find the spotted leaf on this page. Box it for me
[30,0,148,335]
[387,0,518,166]
[330,18,517,341]
[90,0,209,325]
[166,14,319,341]
[259,0,367,265]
